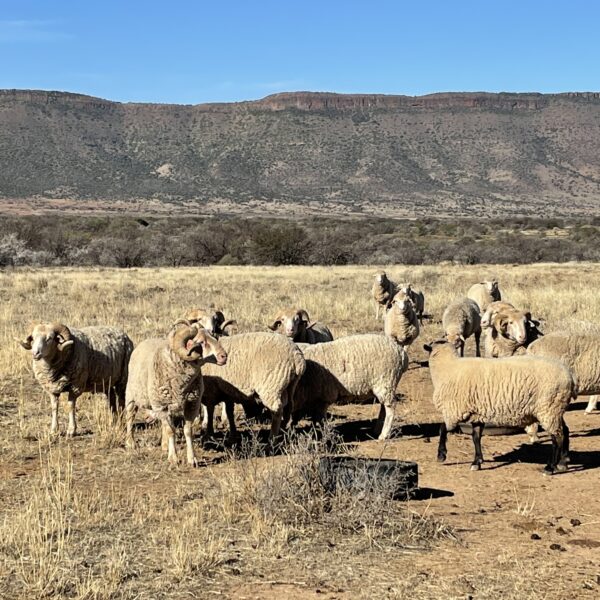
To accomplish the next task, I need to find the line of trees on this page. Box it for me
[1,215,599,267]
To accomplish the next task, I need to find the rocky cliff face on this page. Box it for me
[1,89,600,217]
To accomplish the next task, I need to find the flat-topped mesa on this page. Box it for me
[254,91,600,111]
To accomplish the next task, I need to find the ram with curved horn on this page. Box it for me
[124,321,227,466]
[16,322,134,436]
[185,308,238,337]
[268,307,333,344]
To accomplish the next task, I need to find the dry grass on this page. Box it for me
[1,264,600,598]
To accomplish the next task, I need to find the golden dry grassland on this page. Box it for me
[1,264,600,599]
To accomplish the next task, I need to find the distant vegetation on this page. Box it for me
[1,215,600,267]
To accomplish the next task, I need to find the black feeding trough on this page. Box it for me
[318,456,418,498]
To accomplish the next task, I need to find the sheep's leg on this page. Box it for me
[470,422,485,471]
[114,383,126,414]
[219,402,229,427]
[202,403,215,438]
[375,303,380,320]
[224,401,237,438]
[270,406,283,439]
[560,419,570,467]
[66,392,77,437]
[545,424,567,475]
[459,342,465,358]
[182,400,200,467]
[49,393,60,435]
[474,330,481,357]
[585,395,598,414]
[526,423,540,443]
[162,417,178,465]
[437,422,448,462]
[376,401,395,440]
[125,401,137,449]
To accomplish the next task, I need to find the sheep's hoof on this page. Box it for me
[436,453,447,463]
[470,463,481,471]
[125,439,136,450]
[66,429,76,438]
[542,465,555,476]
[188,457,201,468]
[555,463,568,473]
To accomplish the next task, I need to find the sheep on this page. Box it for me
[423,339,575,475]
[200,332,306,440]
[124,321,227,466]
[467,280,501,313]
[268,308,333,344]
[292,334,409,440]
[16,322,133,436]
[528,332,600,418]
[481,301,542,358]
[398,283,425,324]
[186,308,237,337]
[442,298,482,357]
[371,271,397,319]
[384,291,420,347]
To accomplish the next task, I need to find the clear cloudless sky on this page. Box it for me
[1,0,599,104]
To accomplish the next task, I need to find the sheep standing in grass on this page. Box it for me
[371,271,397,319]
[527,332,600,424]
[384,291,419,347]
[125,321,227,466]
[399,283,425,324]
[200,332,306,440]
[424,339,575,474]
[186,308,237,337]
[16,322,134,436]
[467,280,501,313]
[292,334,409,439]
[442,298,482,357]
[268,308,333,343]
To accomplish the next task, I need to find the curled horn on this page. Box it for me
[298,309,310,323]
[52,323,73,351]
[491,313,508,336]
[15,324,35,350]
[220,319,237,332]
[170,324,203,362]
[268,313,283,331]
[172,318,193,329]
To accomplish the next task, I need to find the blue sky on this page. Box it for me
[1,0,598,104]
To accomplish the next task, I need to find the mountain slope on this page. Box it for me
[1,90,600,217]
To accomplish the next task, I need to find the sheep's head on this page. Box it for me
[483,280,500,299]
[169,320,228,365]
[387,291,414,314]
[15,322,73,361]
[491,310,527,345]
[374,271,388,285]
[186,308,237,337]
[444,332,465,355]
[269,308,310,339]
[423,339,456,358]
[399,283,413,294]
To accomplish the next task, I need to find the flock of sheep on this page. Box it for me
[15,272,599,476]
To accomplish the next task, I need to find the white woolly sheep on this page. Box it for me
[467,280,501,313]
[384,291,420,347]
[125,321,227,466]
[442,298,482,357]
[424,339,575,474]
[268,308,333,344]
[398,283,425,324]
[200,332,306,440]
[16,322,134,436]
[527,332,600,421]
[186,308,237,337]
[292,334,409,440]
[371,271,397,319]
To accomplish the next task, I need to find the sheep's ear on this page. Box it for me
[423,344,432,353]
[15,336,33,350]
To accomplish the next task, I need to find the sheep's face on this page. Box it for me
[390,295,412,315]
[16,323,73,361]
[375,272,387,285]
[495,312,527,345]
[485,280,499,294]
[185,329,228,366]
[399,283,412,295]
[445,333,465,355]
[269,310,309,339]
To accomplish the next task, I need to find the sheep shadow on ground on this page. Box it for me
[490,443,600,472]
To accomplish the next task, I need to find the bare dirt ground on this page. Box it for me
[0,265,599,598]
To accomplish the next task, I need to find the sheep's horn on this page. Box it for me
[170,324,203,362]
[221,319,237,331]
[51,323,73,351]
[15,336,33,350]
